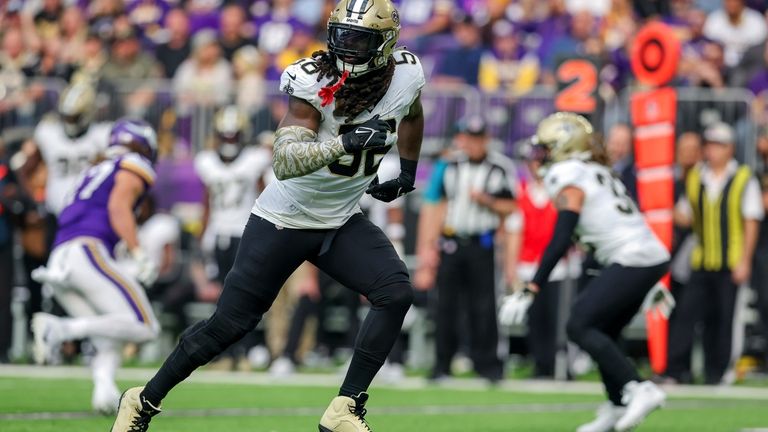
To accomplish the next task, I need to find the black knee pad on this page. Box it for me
[369,282,413,314]
[565,316,587,344]
[179,313,252,364]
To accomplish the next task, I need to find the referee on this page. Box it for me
[669,122,764,384]
[417,116,517,382]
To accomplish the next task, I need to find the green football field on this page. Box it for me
[2,368,768,432]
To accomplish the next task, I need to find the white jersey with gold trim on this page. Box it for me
[253,49,425,229]
[544,159,669,267]
[34,119,111,215]
[196,147,272,246]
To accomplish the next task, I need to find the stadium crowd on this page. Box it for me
[1,0,768,389]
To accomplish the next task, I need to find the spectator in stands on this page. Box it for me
[126,0,171,45]
[87,0,126,41]
[154,8,192,78]
[290,0,326,28]
[233,46,268,117]
[253,0,304,57]
[747,44,768,100]
[606,123,638,202]
[601,0,637,51]
[669,122,764,384]
[184,0,222,33]
[397,0,455,49]
[59,6,87,65]
[71,32,108,84]
[33,0,63,41]
[0,28,37,126]
[541,10,596,81]
[478,19,539,95]
[433,14,485,87]
[173,30,233,113]
[680,38,727,88]
[218,4,256,62]
[636,0,672,16]
[703,0,767,68]
[22,36,75,83]
[101,21,160,117]
[101,22,160,83]
[566,0,610,17]
[274,23,324,73]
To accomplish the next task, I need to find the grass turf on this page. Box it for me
[1,377,767,431]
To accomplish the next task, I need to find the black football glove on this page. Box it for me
[340,114,391,153]
[366,158,417,202]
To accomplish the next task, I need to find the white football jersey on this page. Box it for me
[35,120,111,215]
[252,49,426,229]
[196,147,272,246]
[544,159,669,267]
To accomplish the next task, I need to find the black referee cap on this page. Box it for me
[455,115,487,136]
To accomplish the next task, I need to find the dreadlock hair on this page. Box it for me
[311,50,396,123]
[589,132,611,166]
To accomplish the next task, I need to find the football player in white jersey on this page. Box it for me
[33,82,112,216]
[195,105,272,280]
[498,113,671,432]
[112,1,424,431]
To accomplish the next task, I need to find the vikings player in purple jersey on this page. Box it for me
[30,119,161,415]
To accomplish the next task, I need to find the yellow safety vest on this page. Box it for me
[686,164,752,271]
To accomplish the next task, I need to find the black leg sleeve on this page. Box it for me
[142,215,320,406]
[313,214,413,397]
[566,262,668,405]
[528,280,562,378]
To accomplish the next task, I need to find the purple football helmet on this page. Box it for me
[108,118,158,163]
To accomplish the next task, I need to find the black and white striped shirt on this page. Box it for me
[425,151,517,235]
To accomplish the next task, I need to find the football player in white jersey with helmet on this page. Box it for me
[499,113,671,432]
[112,1,424,431]
[195,105,272,279]
[33,82,112,216]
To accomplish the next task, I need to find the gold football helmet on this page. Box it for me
[58,82,96,138]
[327,0,401,78]
[533,112,594,163]
[213,105,250,162]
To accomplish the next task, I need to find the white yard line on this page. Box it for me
[3,400,766,422]
[2,364,768,401]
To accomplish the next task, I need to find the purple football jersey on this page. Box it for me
[54,153,156,255]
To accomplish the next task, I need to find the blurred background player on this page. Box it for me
[30,118,161,414]
[17,81,112,324]
[499,113,671,432]
[195,105,272,368]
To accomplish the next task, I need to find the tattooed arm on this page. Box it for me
[272,96,345,180]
